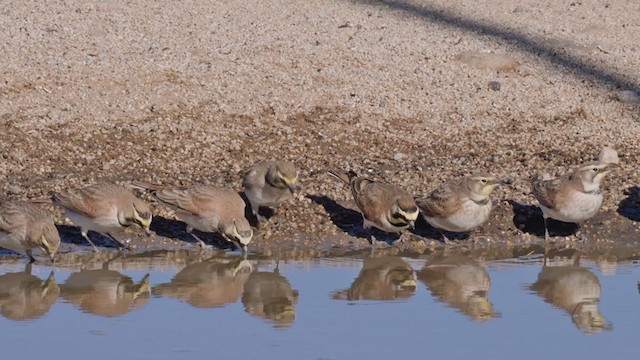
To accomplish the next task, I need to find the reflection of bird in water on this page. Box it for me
[242,264,298,328]
[530,257,611,334]
[418,256,496,321]
[0,263,59,321]
[153,256,253,308]
[59,263,150,317]
[333,256,417,301]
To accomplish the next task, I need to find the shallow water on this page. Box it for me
[0,250,639,360]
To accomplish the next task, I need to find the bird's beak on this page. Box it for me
[144,226,152,237]
[287,183,297,194]
[409,221,415,230]
[49,253,56,262]
[605,162,619,171]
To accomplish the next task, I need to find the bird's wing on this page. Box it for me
[416,180,464,218]
[155,186,237,217]
[53,187,106,218]
[242,164,266,190]
[0,203,27,233]
[532,178,564,209]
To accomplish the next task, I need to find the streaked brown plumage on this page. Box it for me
[327,169,418,243]
[52,183,152,251]
[133,181,253,251]
[0,201,60,262]
[532,161,615,240]
[416,173,501,242]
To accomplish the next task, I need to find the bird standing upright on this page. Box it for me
[416,173,502,243]
[328,169,418,244]
[532,161,616,241]
[243,160,298,224]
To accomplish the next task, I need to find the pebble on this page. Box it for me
[616,90,640,104]
[488,81,501,91]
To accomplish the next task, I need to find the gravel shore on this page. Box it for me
[2,0,640,256]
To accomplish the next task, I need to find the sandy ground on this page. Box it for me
[2,0,640,258]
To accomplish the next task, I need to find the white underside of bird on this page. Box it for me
[65,206,121,234]
[426,199,492,232]
[539,191,603,223]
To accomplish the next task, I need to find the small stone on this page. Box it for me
[7,185,22,195]
[616,90,640,104]
[488,81,501,91]
[394,152,407,161]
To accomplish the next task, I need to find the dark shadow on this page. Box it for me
[238,192,276,227]
[55,224,123,249]
[617,186,640,221]
[508,200,577,238]
[410,215,470,242]
[352,0,640,95]
[150,215,235,250]
[307,194,390,241]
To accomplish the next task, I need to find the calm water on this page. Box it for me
[0,250,638,360]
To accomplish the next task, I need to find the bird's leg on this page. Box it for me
[574,223,587,243]
[186,226,212,249]
[543,216,550,242]
[82,231,100,253]
[438,230,451,245]
[106,233,130,251]
[26,249,36,263]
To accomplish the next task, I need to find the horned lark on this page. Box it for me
[243,160,298,223]
[60,269,150,317]
[532,161,616,241]
[416,173,502,242]
[133,182,253,251]
[418,256,495,321]
[332,256,417,301]
[0,263,59,321]
[0,202,60,262]
[242,267,298,327]
[327,169,419,244]
[530,263,610,333]
[52,184,152,251]
[153,256,253,308]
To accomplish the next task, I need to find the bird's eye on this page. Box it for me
[592,168,599,172]
[481,179,487,183]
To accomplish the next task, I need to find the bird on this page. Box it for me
[60,268,150,317]
[418,255,496,321]
[132,181,253,251]
[327,169,419,244]
[242,160,298,223]
[0,201,60,262]
[532,161,616,241]
[332,256,417,301]
[0,263,59,320]
[416,173,502,243]
[52,183,153,251]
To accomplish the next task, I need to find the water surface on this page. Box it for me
[0,249,638,359]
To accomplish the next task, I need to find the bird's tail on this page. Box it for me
[129,181,167,192]
[327,169,359,184]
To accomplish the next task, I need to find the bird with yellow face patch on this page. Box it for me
[417,173,502,243]
[0,202,60,262]
[242,160,298,224]
[328,169,419,245]
[52,183,152,251]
